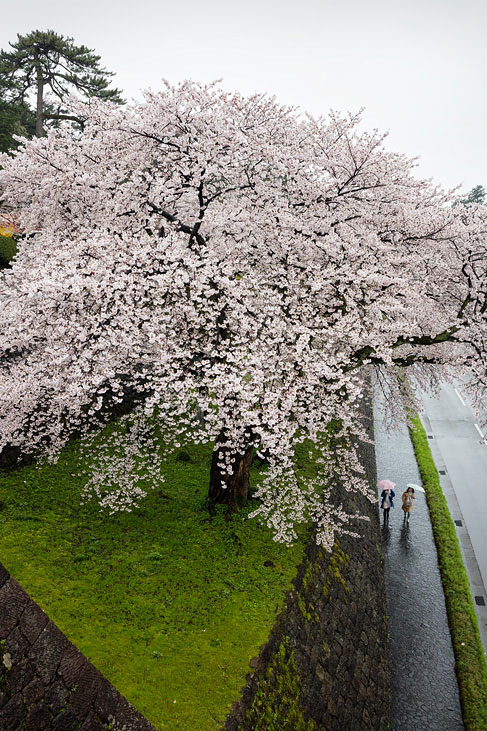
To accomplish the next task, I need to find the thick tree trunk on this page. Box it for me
[208,439,254,515]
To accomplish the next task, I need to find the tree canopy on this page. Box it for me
[462,185,486,206]
[1,82,486,547]
[0,94,35,153]
[0,29,123,137]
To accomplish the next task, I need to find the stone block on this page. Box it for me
[9,656,35,690]
[28,621,70,685]
[0,691,28,730]
[44,677,71,716]
[19,599,49,644]
[93,680,119,722]
[23,675,45,707]
[0,563,10,589]
[0,579,29,636]
[327,695,338,716]
[58,644,88,687]
[70,663,103,717]
[52,708,81,730]
[80,710,106,730]
[5,625,31,659]
[113,695,156,730]
[26,699,53,729]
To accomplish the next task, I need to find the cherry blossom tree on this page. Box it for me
[1,81,486,547]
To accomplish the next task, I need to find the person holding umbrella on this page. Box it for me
[401,483,420,522]
[378,479,396,525]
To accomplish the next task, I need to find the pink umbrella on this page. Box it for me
[378,479,396,491]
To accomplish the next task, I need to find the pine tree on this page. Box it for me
[0,93,35,153]
[461,184,485,206]
[0,29,124,137]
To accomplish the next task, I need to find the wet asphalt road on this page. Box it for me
[420,381,487,596]
[419,379,487,649]
[373,393,464,731]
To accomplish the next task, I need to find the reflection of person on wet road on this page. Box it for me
[380,486,395,524]
[402,486,415,522]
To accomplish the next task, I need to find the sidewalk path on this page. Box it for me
[373,393,464,731]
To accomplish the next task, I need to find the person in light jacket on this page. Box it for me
[380,487,395,524]
[401,486,415,522]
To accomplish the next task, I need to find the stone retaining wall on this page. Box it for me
[224,401,390,731]
[0,563,156,730]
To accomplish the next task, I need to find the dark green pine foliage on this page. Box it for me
[461,185,485,206]
[0,94,35,152]
[0,29,124,138]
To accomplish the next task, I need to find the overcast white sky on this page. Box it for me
[2,0,486,194]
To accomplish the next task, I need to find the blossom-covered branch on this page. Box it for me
[1,81,486,546]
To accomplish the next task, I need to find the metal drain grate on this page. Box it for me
[475,596,486,607]
[439,470,446,475]
[454,520,463,527]
[427,435,434,439]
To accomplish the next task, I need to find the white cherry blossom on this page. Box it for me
[1,81,486,546]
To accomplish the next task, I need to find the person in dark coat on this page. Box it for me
[380,486,395,524]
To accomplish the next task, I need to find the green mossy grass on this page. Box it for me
[0,430,309,730]
[0,234,17,267]
[237,637,315,731]
[408,413,487,730]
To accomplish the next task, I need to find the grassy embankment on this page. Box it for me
[408,413,487,731]
[0,424,312,730]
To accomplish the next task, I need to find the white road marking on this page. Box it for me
[454,388,466,406]
[474,423,485,441]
